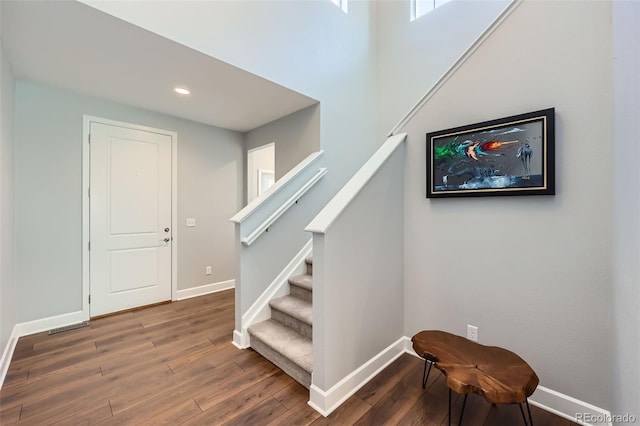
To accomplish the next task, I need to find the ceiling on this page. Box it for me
[0,0,318,133]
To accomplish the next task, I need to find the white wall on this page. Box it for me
[402,0,612,409]
[612,0,640,419]
[14,81,243,322]
[0,39,16,356]
[175,118,243,292]
[312,142,405,392]
[376,0,511,135]
[81,0,379,201]
[245,104,320,182]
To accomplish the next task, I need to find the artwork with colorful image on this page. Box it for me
[426,108,555,198]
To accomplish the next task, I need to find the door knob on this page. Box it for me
[164,228,170,232]
[162,238,170,243]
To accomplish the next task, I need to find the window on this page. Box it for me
[412,0,451,21]
[331,0,348,13]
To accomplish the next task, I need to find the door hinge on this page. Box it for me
[88,241,91,251]
[89,295,91,304]
[88,133,91,144]
[88,186,90,198]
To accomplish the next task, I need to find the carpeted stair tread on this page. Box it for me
[289,274,312,291]
[248,319,312,373]
[270,295,312,325]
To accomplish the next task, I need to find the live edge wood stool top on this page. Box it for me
[411,330,539,404]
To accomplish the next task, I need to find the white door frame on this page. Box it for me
[247,142,275,203]
[82,115,178,320]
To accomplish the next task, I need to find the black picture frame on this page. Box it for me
[426,108,555,198]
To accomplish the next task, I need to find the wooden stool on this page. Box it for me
[412,330,539,426]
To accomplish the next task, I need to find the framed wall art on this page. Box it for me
[426,108,555,198]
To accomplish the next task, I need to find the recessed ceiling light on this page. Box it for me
[174,87,190,95]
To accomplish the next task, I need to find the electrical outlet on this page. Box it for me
[467,324,478,342]
[186,218,196,227]
[206,266,212,275]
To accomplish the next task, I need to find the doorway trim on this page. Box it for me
[82,115,178,320]
[247,142,275,204]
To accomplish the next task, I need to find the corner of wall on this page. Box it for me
[0,35,17,379]
[611,0,640,419]
[309,337,410,416]
[0,326,18,389]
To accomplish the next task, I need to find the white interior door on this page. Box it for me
[89,122,172,317]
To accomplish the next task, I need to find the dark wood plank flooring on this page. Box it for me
[0,289,577,425]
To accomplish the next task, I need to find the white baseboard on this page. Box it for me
[2,320,613,426]
[0,283,233,389]
[408,338,611,425]
[14,310,86,337]
[1,310,85,389]
[0,327,18,390]
[308,336,409,417]
[232,329,247,349]
[530,386,613,426]
[308,335,612,425]
[175,279,235,301]
[234,239,312,348]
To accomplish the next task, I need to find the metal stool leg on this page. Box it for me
[458,394,468,426]
[526,398,533,426]
[448,388,451,426]
[519,403,528,425]
[422,359,432,389]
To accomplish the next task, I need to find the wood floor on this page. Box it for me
[0,289,577,425]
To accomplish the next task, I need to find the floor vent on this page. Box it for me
[48,321,90,335]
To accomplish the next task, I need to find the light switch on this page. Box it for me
[186,218,196,227]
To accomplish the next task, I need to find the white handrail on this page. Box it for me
[241,167,327,246]
[305,133,406,235]
[387,0,521,136]
[231,150,324,224]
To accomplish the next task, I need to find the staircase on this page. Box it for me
[248,257,313,388]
